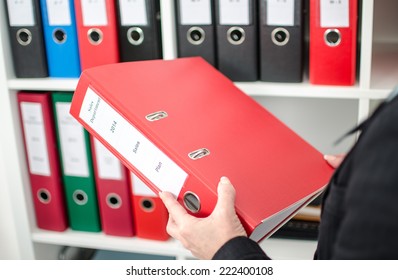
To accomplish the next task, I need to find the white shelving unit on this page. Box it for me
[0,0,397,260]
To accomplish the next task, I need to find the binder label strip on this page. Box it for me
[79,87,188,197]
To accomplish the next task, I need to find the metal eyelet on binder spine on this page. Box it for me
[37,188,51,204]
[16,28,32,46]
[145,111,168,121]
[127,27,144,46]
[73,190,88,205]
[187,27,205,45]
[53,28,67,44]
[188,148,210,160]
[140,198,155,212]
[227,27,245,45]
[324,29,341,47]
[183,191,200,213]
[87,28,103,45]
[271,27,290,46]
[106,193,122,209]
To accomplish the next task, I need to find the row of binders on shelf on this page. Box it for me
[6,0,358,85]
[17,91,169,241]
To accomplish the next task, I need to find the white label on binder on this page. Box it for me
[180,0,212,25]
[119,0,148,26]
[266,0,294,26]
[131,173,156,197]
[46,0,72,26]
[56,102,89,177]
[20,102,51,176]
[219,0,250,25]
[93,138,123,180]
[6,0,35,26]
[320,0,349,28]
[79,87,188,197]
[81,0,108,26]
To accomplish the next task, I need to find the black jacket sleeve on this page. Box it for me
[212,236,271,260]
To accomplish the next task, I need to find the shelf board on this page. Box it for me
[32,229,191,258]
[8,78,391,100]
[32,229,317,259]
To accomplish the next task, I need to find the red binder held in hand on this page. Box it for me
[70,57,333,242]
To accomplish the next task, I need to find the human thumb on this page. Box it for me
[213,176,237,216]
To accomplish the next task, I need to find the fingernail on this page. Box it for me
[324,155,336,161]
[220,176,230,184]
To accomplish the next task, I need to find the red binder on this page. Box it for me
[309,0,358,85]
[74,0,119,70]
[90,137,134,236]
[130,173,169,241]
[18,92,68,231]
[70,57,334,242]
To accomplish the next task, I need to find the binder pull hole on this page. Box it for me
[127,27,144,46]
[53,29,67,44]
[271,28,290,46]
[227,27,245,45]
[188,148,210,160]
[145,111,168,121]
[73,190,88,206]
[88,28,103,45]
[324,29,341,47]
[183,192,200,213]
[37,188,51,204]
[106,193,122,209]
[140,198,155,212]
[187,27,205,45]
[16,28,32,46]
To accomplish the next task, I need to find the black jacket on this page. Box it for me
[213,89,398,260]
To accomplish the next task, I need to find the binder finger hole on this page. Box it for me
[127,27,144,46]
[16,28,32,46]
[37,188,51,204]
[73,190,88,206]
[187,27,205,45]
[140,198,155,212]
[271,28,290,46]
[188,148,210,160]
[53,29,67,44]
[87,28,103,45]
[183,192,200,213]
[227,27,245,45]
[324,29,341,47]
[106,193,122,209]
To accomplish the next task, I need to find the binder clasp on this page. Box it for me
[188,148,210,160]
[145,111,168,121]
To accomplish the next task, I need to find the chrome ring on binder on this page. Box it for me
[324,29,341,47]
[140,198,155,212]
[87,28,103,45]
[73,190,88,205]
[187,27,205,45]
[37,188,51,204]
[16,28,32,46]
[183,191,201,213]
[53,28,67,44]
[227,27,245,45]
[127,27,144,46]
[106,193,122,209]
[271,27,290,46]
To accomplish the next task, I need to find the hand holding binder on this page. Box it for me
[70,57,333,242]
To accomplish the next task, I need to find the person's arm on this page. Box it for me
[159,177,269,260]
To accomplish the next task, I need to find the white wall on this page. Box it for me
[0,143,20,259]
